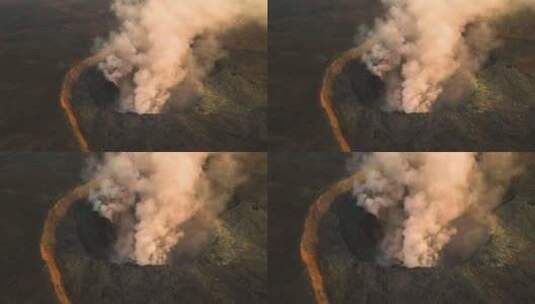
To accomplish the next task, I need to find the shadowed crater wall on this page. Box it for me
[347,61,385,110]
[73,201,115,261]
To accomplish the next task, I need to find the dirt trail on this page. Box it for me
[40,180,100,304]
[300,173,366,304]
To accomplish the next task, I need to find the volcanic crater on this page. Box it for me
[315,178,534,304]
[331,190,513,268]
[68,23,267,151]
[330,12,535,151]
[72,200,218,265]
[52,172,267,304]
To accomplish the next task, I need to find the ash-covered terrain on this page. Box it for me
[71,23,267,151]
[0,153,267,304]
[269,0,535,151]
[269,153,535,304]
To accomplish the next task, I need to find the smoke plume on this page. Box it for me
[350,152,522,268]
[360,0,535,113]
[84,152,247,265]
[96,0,266,114]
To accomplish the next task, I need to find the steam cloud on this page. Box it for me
[97,0,266,114]
[350,152,522,268]
[85,152,246,265]
[360,0,535,113]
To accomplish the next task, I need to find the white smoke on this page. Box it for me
[350,152,521,268]
[97,0,266,114]
[84,152,246,265]
[360,0,535,113]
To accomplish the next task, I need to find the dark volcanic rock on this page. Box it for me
[74,201,115,260]
[334,192,382,262]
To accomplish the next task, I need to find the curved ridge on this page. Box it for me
[300,173,366,304]
[40,180,100,304]
[60,52,108,152]
[319,41,373,152]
